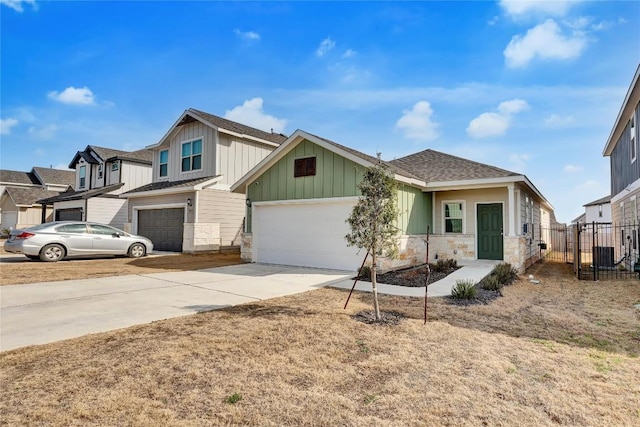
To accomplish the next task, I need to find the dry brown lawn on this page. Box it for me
[1,261,639,426]
[0,252,243,286]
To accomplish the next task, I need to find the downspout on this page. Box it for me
[40,203,47,223]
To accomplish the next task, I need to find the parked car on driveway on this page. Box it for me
[4,221,154,262]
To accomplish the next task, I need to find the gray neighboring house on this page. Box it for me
[0,167,75,231]
[38,145,153,229]
[121,108,287,252]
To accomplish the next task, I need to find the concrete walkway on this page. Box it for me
[329,259,499,297]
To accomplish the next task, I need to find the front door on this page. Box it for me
[477,203,503,260]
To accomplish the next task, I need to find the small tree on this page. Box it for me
[345,157,398,321]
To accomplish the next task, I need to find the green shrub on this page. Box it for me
[481,275,503,291]
[225,393,243,404]
[358,266,371,280]
[491,263,518,286]
[433,258,458,272]
[451,280,477,300]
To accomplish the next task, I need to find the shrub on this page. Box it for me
[225,393,243,404]
[358,266,372,280]
[491,263,518,286]
[451,280,477,300]
[481,275,503,291]
[433,258,458,273]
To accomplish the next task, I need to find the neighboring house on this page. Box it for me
[602,64,640,265]
[0,167,75,231]
[120,108,287,252]
[583,195,612,223]
[38,145,153,229]
[231,129,555,273]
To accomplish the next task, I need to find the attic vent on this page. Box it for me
[294,157,316,178]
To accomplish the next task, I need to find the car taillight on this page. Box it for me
[15,232,35,239]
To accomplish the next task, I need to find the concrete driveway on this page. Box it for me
[0,264,353,352]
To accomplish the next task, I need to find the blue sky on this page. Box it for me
[1,0,639,223]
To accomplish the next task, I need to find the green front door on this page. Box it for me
[477,203,503,260]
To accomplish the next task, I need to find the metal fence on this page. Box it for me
[538,221,639,280]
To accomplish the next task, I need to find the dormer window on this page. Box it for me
[79,165,86,189]
[97,164,103,180]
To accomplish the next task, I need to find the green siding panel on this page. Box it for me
[245,139,433,233]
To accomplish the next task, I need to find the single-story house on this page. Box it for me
[231,130,555,273]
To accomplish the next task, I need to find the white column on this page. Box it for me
[508,184,516,236]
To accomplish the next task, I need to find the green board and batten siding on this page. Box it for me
[245,139,432,234]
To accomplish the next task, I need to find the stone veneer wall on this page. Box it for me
[241,233,253,262]
[428,234,476,263]
[504,235,528,273]
[183,223,220,253]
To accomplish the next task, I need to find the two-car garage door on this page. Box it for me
[252,199,363,271]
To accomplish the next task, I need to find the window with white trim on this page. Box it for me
[79,165,86,189]
[159,149,169,177]
[112,162,119,172]
[97,164,103,180]
[181,139,202,172]
[630,114,636,163]
[443,202,464,233]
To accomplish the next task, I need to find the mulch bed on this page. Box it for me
[351,310,405,325]
[357,263,503,305]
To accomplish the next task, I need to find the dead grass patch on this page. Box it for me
[0,252,243,286]
[1,261,639,426]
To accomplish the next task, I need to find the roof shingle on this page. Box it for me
[32,167,75,187]
[0,170,40,185]
[5,187,61,206]
[122,176,217,195]
[389,149,519,183]
[187,109,288,145]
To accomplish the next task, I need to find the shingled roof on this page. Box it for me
[185,108,288,145]
[90,145,153,164]
[32,167,75,187]
[4,187,61,206]
[584,195,611,207]
[0,170,40,185]
[37,183,125,204]
[389,149,520,183]
[122,176,217,195]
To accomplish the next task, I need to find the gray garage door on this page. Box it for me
[55,208,83,221]
[138,208,184,252]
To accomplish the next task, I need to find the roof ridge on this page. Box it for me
[394,148,519,176]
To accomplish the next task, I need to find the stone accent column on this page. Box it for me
[504,235,527,273]
[241,233,253,262]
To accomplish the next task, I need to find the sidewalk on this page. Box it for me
[330,260,499,297]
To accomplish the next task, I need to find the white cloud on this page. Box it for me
[233,29,260,41]
[499,0,580,18]
[467,99,529,138]
[497,99,529,114]
[224,98,287,134]
[1,0,37,12]
[545,114,575,126]
[48,86,96,105]
[28,123,58,140]
[509,153,530,172]
[564,164,583,173]
[395,101,439,141]
[316,37,335,57]
[467,113,510,138]
[342,49,357,58]
[488,16,499,26]
[504,19,588,68]
[0,118,19,135]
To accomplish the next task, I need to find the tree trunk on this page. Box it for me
[371,251,381,321]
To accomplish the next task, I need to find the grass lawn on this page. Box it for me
[1,261,639,426]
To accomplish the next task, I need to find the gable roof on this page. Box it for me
[4,187,61,207]
[0,170,40,186]
[389,149,519,183]
[584,195,611,207]
[68,145,153,169]
[231,129,425,193]
[31,167,75,187]
[149,108,288,150]
[603,64,640,156]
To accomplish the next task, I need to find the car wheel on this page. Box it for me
[25,255,39,260]
[128,243,146,258]
[40,244,65,262]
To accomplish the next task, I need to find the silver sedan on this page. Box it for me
[4,221,154,262]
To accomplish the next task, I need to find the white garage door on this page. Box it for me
[1,211,18,231]
[253,198,364,271]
